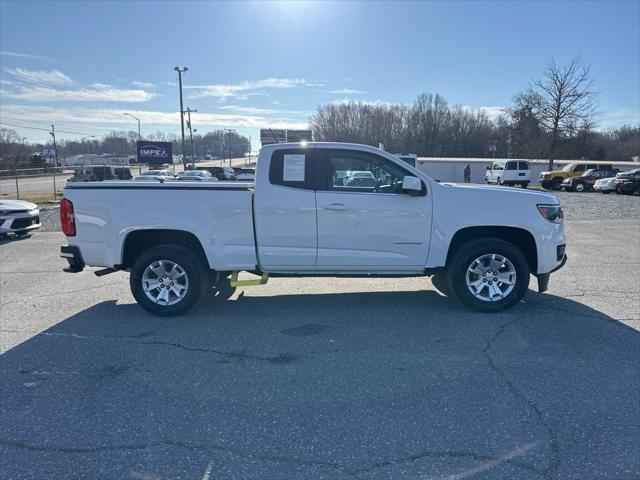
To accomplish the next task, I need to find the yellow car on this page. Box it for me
[539,162,614,190]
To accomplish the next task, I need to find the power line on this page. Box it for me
[0,122,99,136]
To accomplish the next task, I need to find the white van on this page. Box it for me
[485,160,531,188]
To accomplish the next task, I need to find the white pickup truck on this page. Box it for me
[60,142,567,316]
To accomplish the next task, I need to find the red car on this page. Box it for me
[562,169,617,192]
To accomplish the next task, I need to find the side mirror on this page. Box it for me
[402,175,424,196]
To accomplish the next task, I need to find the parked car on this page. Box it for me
[60,142,567,316]
[235,168,256,181]
[615,168,640,195]
[176,170,217,181]
[539,162,615,190]
[593,176,618,194]
[561,169,617,192]
[135,170,176,181]
[70,165,133,182]
[0,199,40,236]
[203,166,236,181]
[485,160,531,188]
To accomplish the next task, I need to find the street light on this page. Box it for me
[123,113,141,140]
[174,66,189,170]
[81,135,95,155]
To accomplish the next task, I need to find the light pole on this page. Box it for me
[123,112,141,140]
[174,66,189,170]
[81,135,95,155]
[224,129,236,166]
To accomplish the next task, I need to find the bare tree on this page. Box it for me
[526,57,597,170]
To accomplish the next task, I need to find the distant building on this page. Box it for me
[62,154,132,166]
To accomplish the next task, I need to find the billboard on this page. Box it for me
[136,141,172,165]
[42,148,56,158]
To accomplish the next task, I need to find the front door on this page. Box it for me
[315,148,431,269]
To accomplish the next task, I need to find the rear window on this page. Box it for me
[506,162,518,170]
[518,162,529,170]
[268,148,315,190]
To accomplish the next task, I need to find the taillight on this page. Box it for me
[60,198,76,236]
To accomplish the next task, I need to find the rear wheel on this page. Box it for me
[130,244,208,316]
[574,182,586,192]
[447,238,530,313]
[520,182,528,189]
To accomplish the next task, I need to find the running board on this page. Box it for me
[230,271,269,287]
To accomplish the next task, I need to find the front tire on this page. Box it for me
[447,238,530,313]
[574,182,586,192]
[551,177,563,190]
[130,244,208,316]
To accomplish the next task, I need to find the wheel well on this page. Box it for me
[446,226,538,272]
[121,229,209,269]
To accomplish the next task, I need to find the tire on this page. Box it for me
[574,182,586,192]
[447,238,530,313]
[602,191,610,194]
[130,244,209,316]
[551,177,563,190]
[520,183,528,189]
[497,178,502,186]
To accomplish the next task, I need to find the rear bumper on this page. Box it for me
[60,245,85,272]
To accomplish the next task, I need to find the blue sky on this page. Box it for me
[1,0,638,150]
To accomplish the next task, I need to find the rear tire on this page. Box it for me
[447,238,530,313]
[574,182,586,192]
[521,182,528,189]
[130,244,208,316]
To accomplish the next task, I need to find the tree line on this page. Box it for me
[0,127,251,170]
[311,58,639,169]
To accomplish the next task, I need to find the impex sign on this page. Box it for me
[136,141,172,165]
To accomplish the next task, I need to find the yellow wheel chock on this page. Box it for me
[230,271,269,287]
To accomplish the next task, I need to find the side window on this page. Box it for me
[506,162,518,170]
[518,162,529,170]
[268,148,315,190]
[574,164,585,172]
[492,163,503,171]
[323,150,409,194]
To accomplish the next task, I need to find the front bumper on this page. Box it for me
[536,245,567,293]
[60,245,85,272]
[0,209,40,234]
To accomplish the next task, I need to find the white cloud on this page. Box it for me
[132,80,156,88]
[331,98,393,107]
[0,104,309,130]
[0,51,57,61]
[600,108,640,128]
[329,88,366,95]
[0,84,156,102]
[479,106,506,121]
[2,67,74,87]
[217,105,309,115]
[186,77,306,99]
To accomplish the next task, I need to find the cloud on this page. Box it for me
[331,98,393,107]
[600,108,640,128]
[2,67,74,87]
[0,84,156,102]
[132,81,156,88]
[329,88,366,95]
[479,106,506,120]
[217,105,310,116]
[0,104,309,130]
[0,51,57,61]
[186,78,306,99]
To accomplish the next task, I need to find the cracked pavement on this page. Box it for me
[1,218,639,479]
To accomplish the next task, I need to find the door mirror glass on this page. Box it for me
[402,175,423,195]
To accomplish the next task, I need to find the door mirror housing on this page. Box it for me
[402,175,424,196]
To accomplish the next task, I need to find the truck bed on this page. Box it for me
[63,181,258,270]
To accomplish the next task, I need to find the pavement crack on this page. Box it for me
[346,446,543,477]
[481,312,560,479]
[0,282,123,308]
[140,340,297,365]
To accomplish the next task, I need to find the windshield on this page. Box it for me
[562,163,576,172]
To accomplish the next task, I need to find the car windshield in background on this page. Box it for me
[562,163,576,172]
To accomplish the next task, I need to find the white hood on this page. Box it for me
[0,199,38,212]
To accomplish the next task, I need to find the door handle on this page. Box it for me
[321,203,350,211]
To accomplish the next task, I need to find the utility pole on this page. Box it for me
[123,112,141,140]
[224,129,236,166]
[174,66,189,170]
[184,107,197,168]
[50,125,59,199]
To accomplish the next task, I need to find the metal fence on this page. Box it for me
[0,165,146,200]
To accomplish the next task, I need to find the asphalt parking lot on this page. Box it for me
[1,194,639,479]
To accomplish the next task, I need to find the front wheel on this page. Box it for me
[551,177,563,190]
[447,238,530,313]
[130,244,208,316]
[574,182,586,192]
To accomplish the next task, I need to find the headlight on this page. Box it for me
[537,204,564,224]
